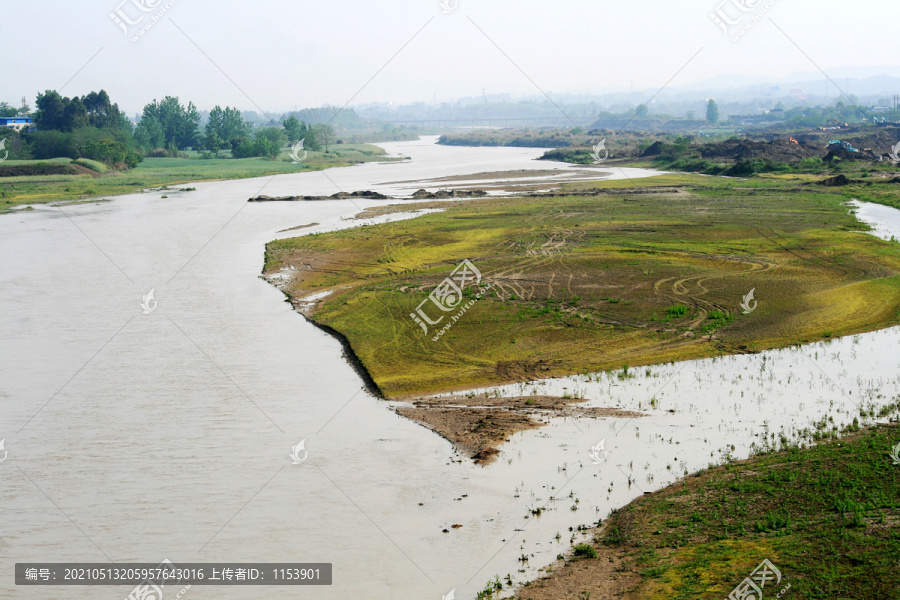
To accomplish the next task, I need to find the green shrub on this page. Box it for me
[666,304,688,318]
[573,543,597,558]
[799,157,824,170]
[29,130,76,159]
[79,138,141,168]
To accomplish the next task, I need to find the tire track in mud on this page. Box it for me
[753,225,870,279]
[489,224,580,300]
[652,254,776,331]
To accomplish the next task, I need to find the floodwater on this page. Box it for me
[0,138,897,600]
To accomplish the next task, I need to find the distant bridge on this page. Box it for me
[383,116,597,129]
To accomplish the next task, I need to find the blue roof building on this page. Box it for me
[0,116,34,131]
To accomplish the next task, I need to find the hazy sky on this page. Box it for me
[2,0,898,115]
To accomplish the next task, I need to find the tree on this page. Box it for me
[34,89,129,133]
[282,115,302,143]
[254,137,280,159]
[315,124,335,152]
[254,127,287,159]
[26,89,139,166]
[302,126,322,151]
[183,101,201,148]
[135,96,200,151]
[706,99,720,124]
[34,90,67,130]
[62,97,89,131]
[134,114,165,150]
[255,126,286,147]
[231,138,257,158]
[204,131,225,154]
[634,104,649,118]
[0,102,18,117]
[206,106,249,147]
[81,90,130,132]
[205,106,248,154]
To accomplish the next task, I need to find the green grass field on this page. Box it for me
[0,144,393,209]
[265,174,900,398]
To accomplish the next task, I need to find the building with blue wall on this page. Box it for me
[0,117,34,131]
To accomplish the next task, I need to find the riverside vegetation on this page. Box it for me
[0,89,408,210]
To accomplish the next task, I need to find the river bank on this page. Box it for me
[0,143,395,211]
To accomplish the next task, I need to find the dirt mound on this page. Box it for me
[249,190,390,202]
[795,125,900,156]
[641,141,665,157]
[817,174,854,186]
[0,163,81,177]
[397,395,645,464]
[411,189,487,199]
[330,190,388,200]
[395,406,539,464]
[699,138,820,163]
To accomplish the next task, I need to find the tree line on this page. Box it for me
[1,89,338,168]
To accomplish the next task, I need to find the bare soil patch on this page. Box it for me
[396,395,644,464]
[277,222,319,233]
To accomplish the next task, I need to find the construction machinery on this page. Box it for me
[827,140,858,153]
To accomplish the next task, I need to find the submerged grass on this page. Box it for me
[566,424,900,600]
[266,174,900,397]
